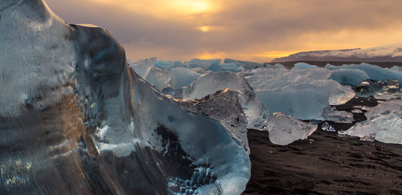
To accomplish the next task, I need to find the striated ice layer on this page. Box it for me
[176,88,250,154]
[245,68,355,120]
[267,113,318,145]
[339,100,402,144]
[0,1,251,194]
[183,72,270,130]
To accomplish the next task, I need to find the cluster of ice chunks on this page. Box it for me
[176,88,250,154]
[352,79,401,98]
[339,99,402,144]
[326,63,402,87]
[244,67,355,120]
[182,72,270,130]
[0,1,251,194]
[267,113,318,145]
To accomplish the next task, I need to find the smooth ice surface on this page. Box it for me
[177,88,250,154]
[328,69,370,86]
[245,68,355,120]
[183,72,270,130]
[267,113,318,145]
[220,63,242,72]
[340,100,402,144]
[293,62,318,69]
[169,67,201,89]
[0,1,251,194]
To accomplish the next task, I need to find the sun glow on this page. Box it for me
[87,0,219,18]
[199,26,210,32]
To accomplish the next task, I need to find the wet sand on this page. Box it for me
[243,97,402,194]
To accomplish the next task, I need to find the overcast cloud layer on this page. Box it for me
[45,0,402,62]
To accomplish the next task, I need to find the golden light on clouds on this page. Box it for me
[87,0,219,18]
[199,26,210,32]
[46,0,402,62]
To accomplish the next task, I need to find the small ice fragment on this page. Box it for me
[321,122,336,132]
[351,109,363,114]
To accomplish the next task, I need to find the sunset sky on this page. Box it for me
[45,0,402,62]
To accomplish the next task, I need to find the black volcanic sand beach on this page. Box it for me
[243,97,402,194]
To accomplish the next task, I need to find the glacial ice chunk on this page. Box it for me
[326,63,402,87]
[183,72,270,130]
[128,57,156,79]
[352,79,401,98]
[220,63,241,72]
[321,122,336,132]
[267,113,318,145]
[169,67,201,89]
[177,88,250,154]
[328,69,370,86]
[224,58,263,70]
[0,1,251,194]
[145,66,172,91]
[246,68,354,120]
[322,106,354,123]
[293,62,318,69]
[339,100,402,144]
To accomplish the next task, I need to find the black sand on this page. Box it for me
[243,97,402,194]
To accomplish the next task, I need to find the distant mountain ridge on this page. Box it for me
[272,43,402,63]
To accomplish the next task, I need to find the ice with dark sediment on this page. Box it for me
[321,122,336,132]
[339,99,402,144]
[0,1,251,194]
[267,113,318,145]
[182,72,270,130]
